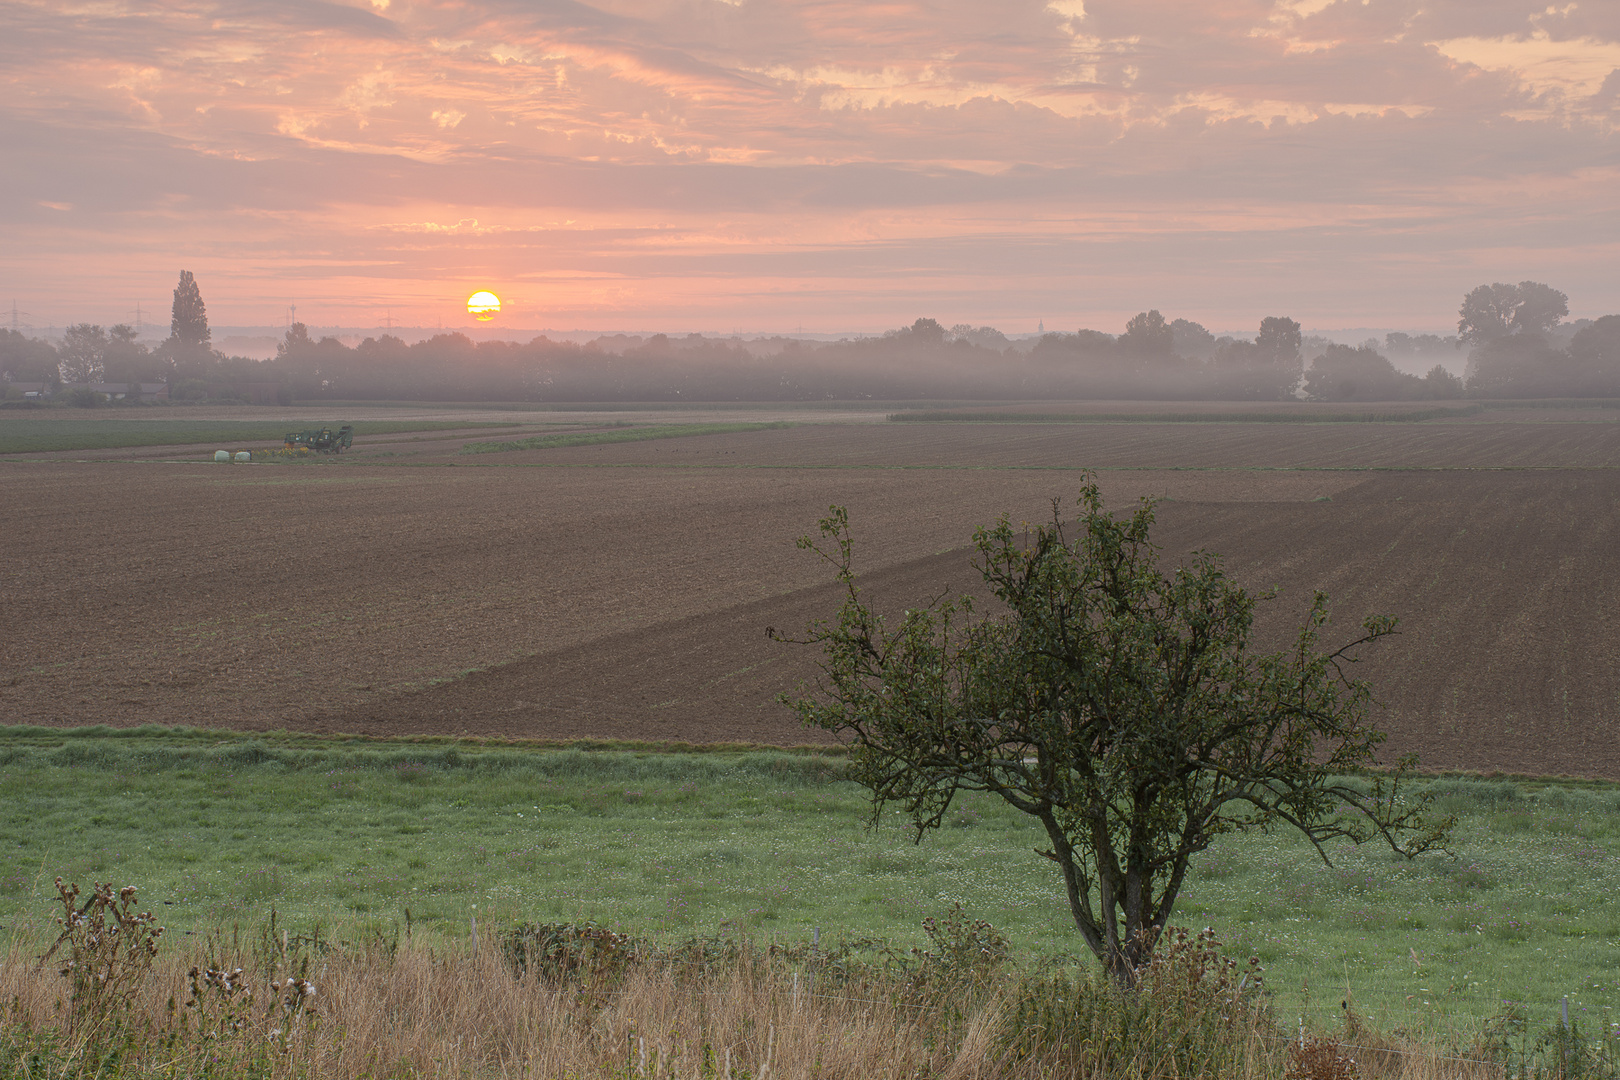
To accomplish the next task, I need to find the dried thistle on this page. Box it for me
[38,877,165,1040]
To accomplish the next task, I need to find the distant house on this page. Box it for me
[2,381,51,400]
[42,381,171,403]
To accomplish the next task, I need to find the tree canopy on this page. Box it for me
[169,270,210,348]
[1210,316,1303,399]
[1302,343,1462,402]
[57,323,108,384]
[778,483,1450,984]
[1457,281,1567,345]
[0,328,62,385]
[1120,309,1173,356]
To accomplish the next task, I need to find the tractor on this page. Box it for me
[283,424,354,454]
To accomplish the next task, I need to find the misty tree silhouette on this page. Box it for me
[170,270,210,349]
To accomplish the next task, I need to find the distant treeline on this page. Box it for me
[4,280,1616,404]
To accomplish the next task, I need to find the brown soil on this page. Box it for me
[465,419,1620,471]
[4,418,1618,778]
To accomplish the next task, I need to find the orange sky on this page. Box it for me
[3,0,1617,333]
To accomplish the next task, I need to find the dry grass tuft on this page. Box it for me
[0,884,1608,1078]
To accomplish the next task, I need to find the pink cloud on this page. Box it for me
[1,0,1615,331]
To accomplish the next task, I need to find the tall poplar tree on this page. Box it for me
[165,270,214,384]
[170,270,210,348]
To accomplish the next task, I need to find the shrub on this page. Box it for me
[1001,926,1270,1078]
[59,387,107,408]
[502,921,642,987]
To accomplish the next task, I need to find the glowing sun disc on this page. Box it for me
[467,290,501,320]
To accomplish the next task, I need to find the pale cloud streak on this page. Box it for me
[1431,31,1620,102]
[0,0,1616,331]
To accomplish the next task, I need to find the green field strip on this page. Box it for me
[4,724,1613,784]
[460,420,795,453]
[316,399,905,413]
[888,406,1487,424]
[358,461,1620,473]
[0,724,843,759]
[0,729,1614,1028]
[0,419,523,454]
[11,458,1616,475]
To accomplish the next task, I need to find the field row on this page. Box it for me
[462,421,1620,471]
[6,417,1620,780]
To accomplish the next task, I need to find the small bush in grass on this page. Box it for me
[503,921,643,987]
[910,902,1010,989]
[1001,926,1271,1078]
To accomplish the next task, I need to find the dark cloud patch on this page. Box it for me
[212,0,402,38]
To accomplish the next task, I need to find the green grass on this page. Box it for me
[0,419,517,455]
[0,728,1613,1037]
[887,406,1485,424]
[462,421,794,454]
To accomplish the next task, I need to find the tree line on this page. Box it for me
[4,274,1616,404]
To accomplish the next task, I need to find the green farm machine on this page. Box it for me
[283,424,354,454]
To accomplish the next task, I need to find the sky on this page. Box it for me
[3,0,1618,335]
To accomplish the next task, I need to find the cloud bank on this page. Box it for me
[2,0,1616,330]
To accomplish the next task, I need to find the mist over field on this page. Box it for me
[7,281,1618,405]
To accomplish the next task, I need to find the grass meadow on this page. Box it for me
[1,728,1614,1046]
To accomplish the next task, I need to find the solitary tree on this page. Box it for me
[1566,316,1620,396]
[163,270,215,383]
[1254,315,1303,364]
[170,271,210,348]
[1458,282,1571,395]
[906,317,948,344]
[101,324,162,385]
[1169,318,1216,360]
[777,481,1450,985]
[58,323,108,383]
[0,329,61,385]
[1213,316,1303,399]
[1457,281,1567,345]
[276,321,313,360]
[1120,309,1173,355]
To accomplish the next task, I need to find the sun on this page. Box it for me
[467,290,501,320]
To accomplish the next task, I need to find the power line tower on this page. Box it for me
[9,300,32,332]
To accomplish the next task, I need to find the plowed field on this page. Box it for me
[4,408,1619,778]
